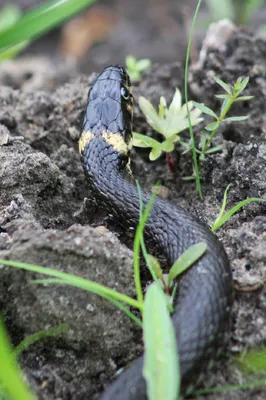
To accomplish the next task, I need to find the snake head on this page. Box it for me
[81,65,133,156]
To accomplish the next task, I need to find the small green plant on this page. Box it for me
[192,76,253,162]
[132,89,203,161]
[0,0,96,60]
[211,184,266,232]
[125,55,151,81]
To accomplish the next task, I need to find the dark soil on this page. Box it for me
[1,23,266,400]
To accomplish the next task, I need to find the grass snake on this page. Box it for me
[79,65,233,400]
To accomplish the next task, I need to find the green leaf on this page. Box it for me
[161,137,177,153]
[236,76,249,94]
[146,254,163,280]
[213,76,232,94]
[234,96,254,102]
[205,145,223,154]
[0,316,36,400]
[150,147,162,161]
[182,175,196,181]
[169,89,182,114]
[211,184,231,231]
[0,0,96,53]
[136,58,151,71]
[192,101,218,119]
[215,94,228,99]
[132,132,161,149]
[139,96,165,134]
[168,242,207,287]
[224,116,249,122]
[143,283,180,400]
[125,55,137,70]
[205,120,220,131]
[14,324,68,358]
[0,40,29,60]
[0,4,21,33]
[212,197,266,232]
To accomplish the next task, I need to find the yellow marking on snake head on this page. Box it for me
[102,131,132,155]
[79,131,95,154]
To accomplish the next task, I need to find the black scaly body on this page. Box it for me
[79,65,233,400]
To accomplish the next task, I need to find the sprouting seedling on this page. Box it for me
[193,76,254,161]
[133,88,203,162]
[211,184,266,232]
[125,55,151,81]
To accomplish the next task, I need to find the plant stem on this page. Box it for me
[184,0,203,200]
[202,94,236,155]
[166,152,175,173]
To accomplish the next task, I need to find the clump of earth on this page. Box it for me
[0,21,266,399]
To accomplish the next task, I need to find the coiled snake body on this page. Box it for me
[79,65,233,400]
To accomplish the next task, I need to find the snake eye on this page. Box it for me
[121,87,130,100]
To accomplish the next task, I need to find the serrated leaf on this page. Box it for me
[224,116,249,122]
[168,242,207,286]
[143,283,180,400]
[192,101,218,119]
[205,120,220,131]
[213,76,232,94]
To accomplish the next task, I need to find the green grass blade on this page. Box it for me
[14,324,68,358]
[212,197,266,232]
[143,283,180,400]
[0,0,96,51]
[134,182,158,308]
[167,242,207,287]
[212,183,231,228]
[0,4,21,33]
[32,278,143,327]
[0,40,29,60]
[0,316,36,400]
[0,259,142,312]
[184,0,202,199]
